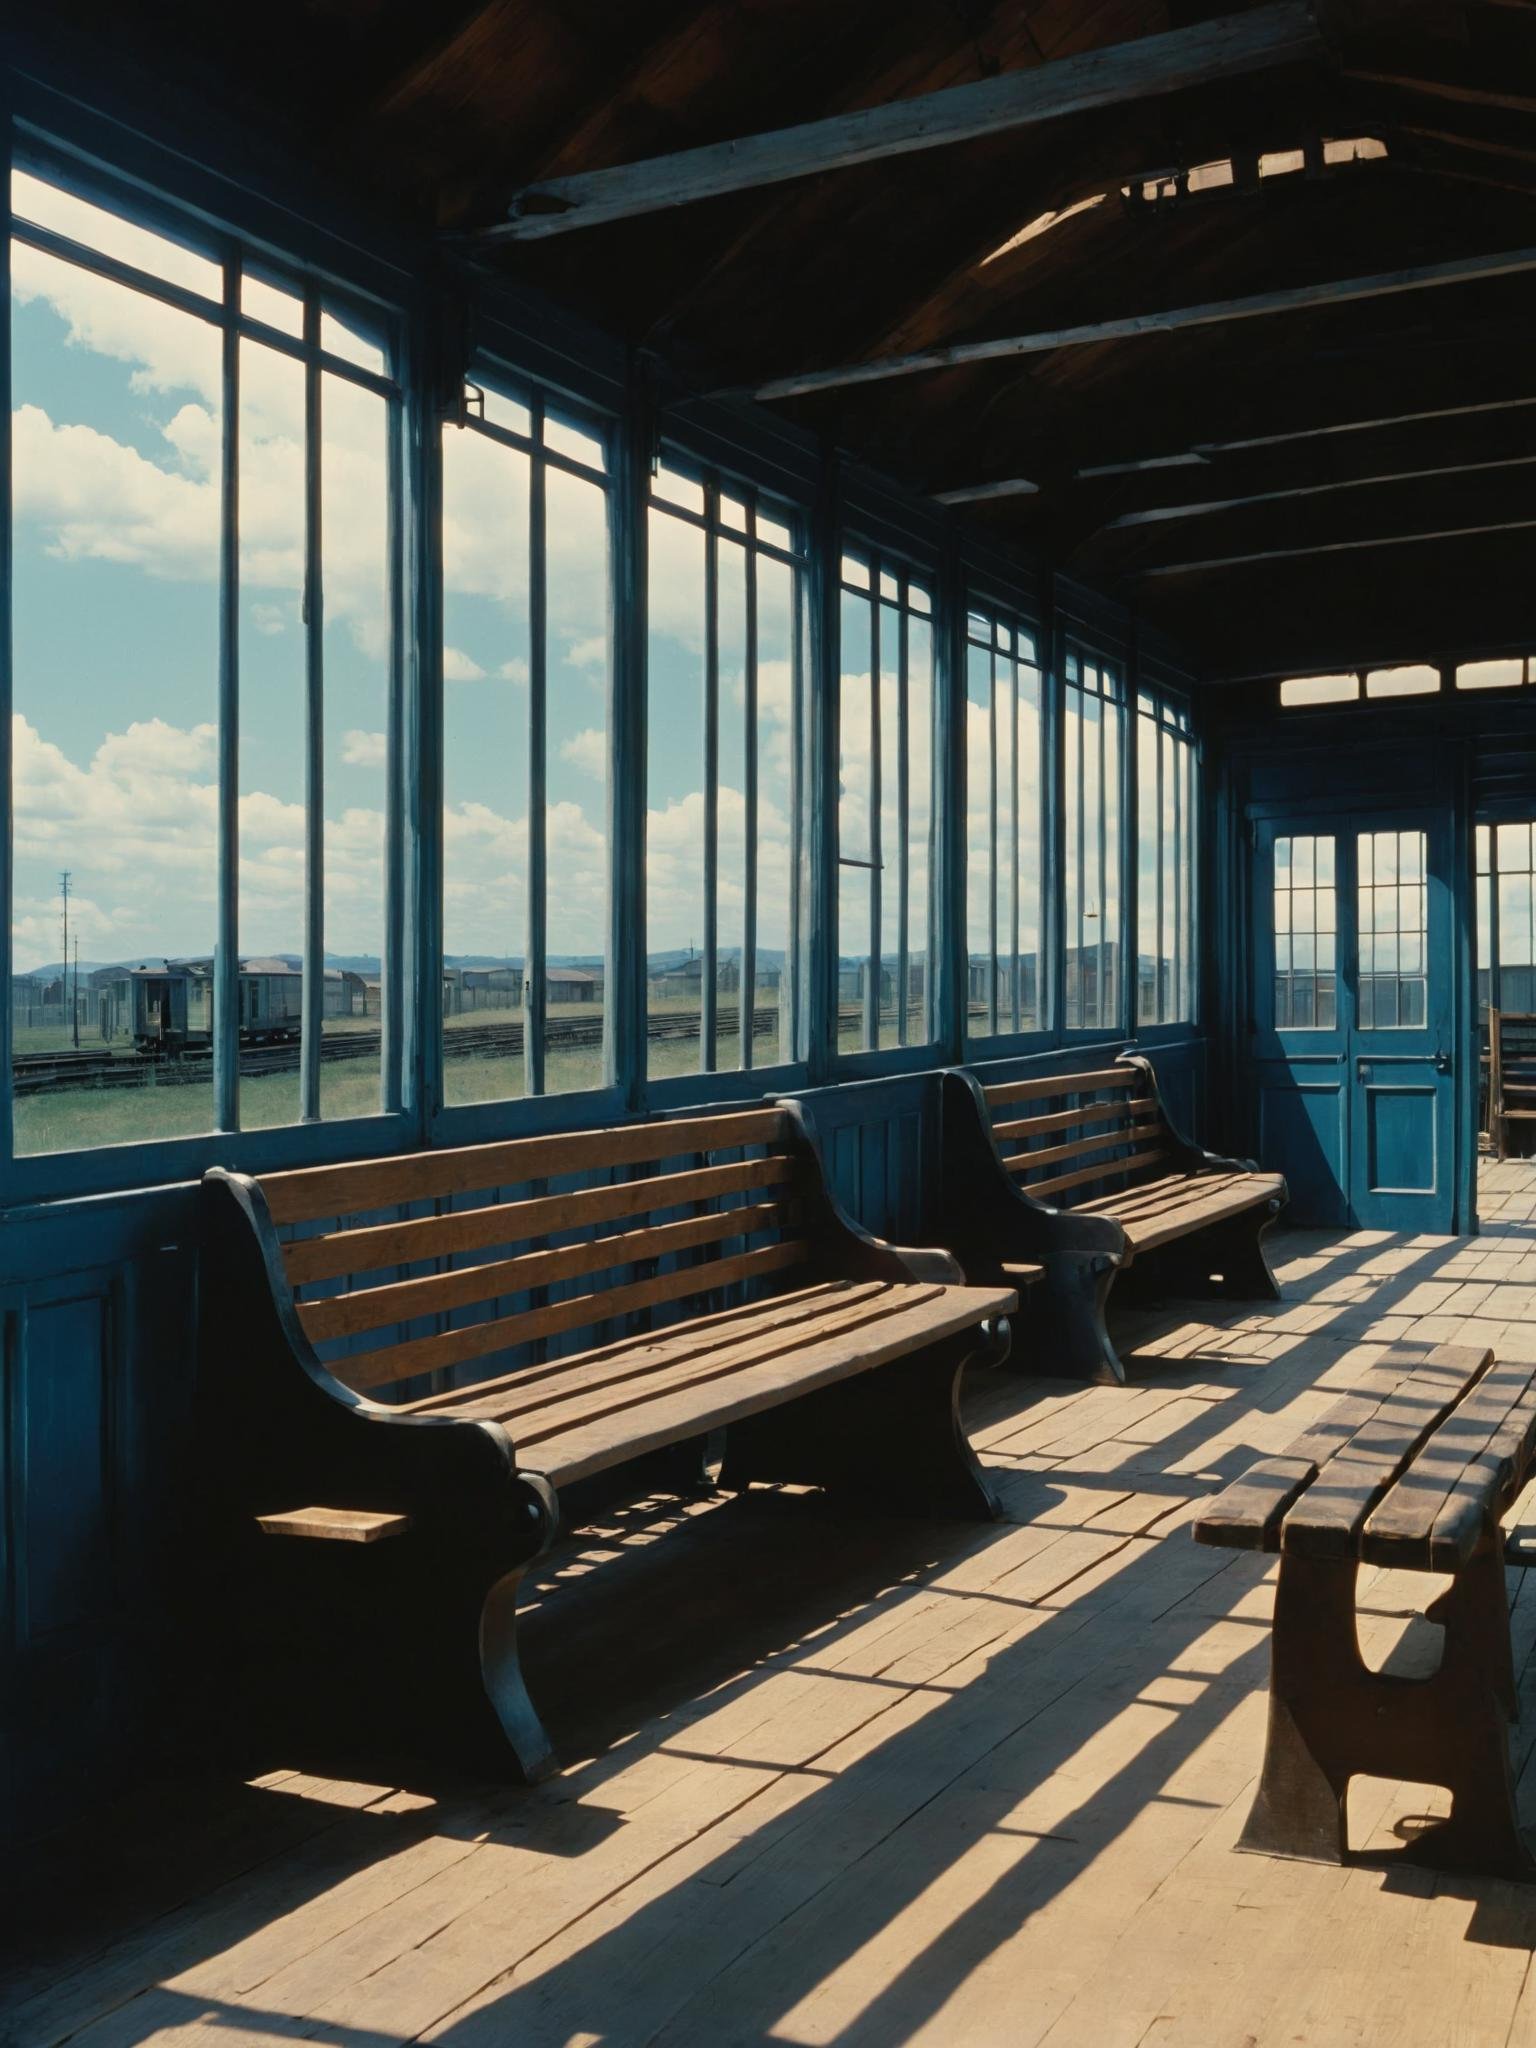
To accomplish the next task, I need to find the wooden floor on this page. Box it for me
[16,1162,1536,2046]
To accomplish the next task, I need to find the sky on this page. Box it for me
[7,166,1183,994]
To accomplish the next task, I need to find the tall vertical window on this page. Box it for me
[8,165,401,1155]
[1135,691,1198,1025]
[440,381,610,1104]
[966,604,1045,1039]
[1357,829,1427,1029]
[646,463,802,1077]
[838,547,935,1053]
[1272,834,1337,1029]
[1476,822,1536,1019]
[1062,648,1125,1032]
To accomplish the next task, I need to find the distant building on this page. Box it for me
[548,966,599,1004]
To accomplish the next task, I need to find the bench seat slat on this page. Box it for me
[1191,1342,1495,1555]
[508,1283,951,1445]
[282,1154,796,1287]
[1079,1170,1286,1249]
[503,1282,1018,1488]
[338,1237,809,1391]
[1362,1356,1536,1571]
[298,1198,792,1344]
[260,1109,792,1225]
[406,1277,894,1423]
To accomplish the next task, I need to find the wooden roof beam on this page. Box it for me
[747,244,1536,400]
[1141,514,1536,577]
[468,3,1325,242]
[1100,448,1536,532]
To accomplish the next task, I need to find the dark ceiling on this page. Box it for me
[20,0,1536,679]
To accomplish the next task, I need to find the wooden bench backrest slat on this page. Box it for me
[983,1068,1138,1109]
[1026,1144,1172,1202]
[1000,1116,1162,1179]
[992,1096,1157,1144]
[343,1238,810,1391]
[297,1198,793,1345]
[259,1108,792,1226]
[282,1153,796,1288]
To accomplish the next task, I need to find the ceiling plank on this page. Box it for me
[747,243,1536,400]
[468,2,1325,242]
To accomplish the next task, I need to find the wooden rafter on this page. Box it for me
[1141,514,1536,576]
[467,3,1325,241]
[746,244,1536,399]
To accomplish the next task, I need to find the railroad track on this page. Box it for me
[12,1002,788,1096]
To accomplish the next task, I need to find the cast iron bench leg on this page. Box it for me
[1239,1546,1534,1878]
[719,1334,1001,1521]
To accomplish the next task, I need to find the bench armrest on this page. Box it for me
[883,1243,966,1285]
[938,1069,1126,1274]
[1115,1053,1269,1180]
[771,1097,973,1287]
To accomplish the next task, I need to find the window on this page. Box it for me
[1458,658,1534,691]
[837,548,935,1052]
[1280,674,1359,707]
[1136,692,1198,1024]
[440,379,610,1103]
[646,462,803,1077]
[8,163,401,1155]
[966,603,1045,1039]
[1366,665,1438,699]
[1357,829,1427,1028]
[1476,822,1536,1017]
[1273,835,1337,1029]
[1062,648,1125,1031]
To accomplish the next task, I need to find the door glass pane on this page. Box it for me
[1356,829,1427,1030]
[1273,835,1337,1029]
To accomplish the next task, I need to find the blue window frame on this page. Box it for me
[965,601,1047,1043]
[1135,688,1199,1027]
[1061,644,1126,1034]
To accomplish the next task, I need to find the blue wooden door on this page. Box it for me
[1251,813,1457,1231]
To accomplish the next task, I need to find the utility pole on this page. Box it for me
[59,871,70,1048]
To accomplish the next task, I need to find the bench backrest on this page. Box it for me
[978,1062,1173,1206]
[257,1108,820,1397]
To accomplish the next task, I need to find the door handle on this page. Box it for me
[1434,1051,1453,1075]
[1356,1058,1370,1081]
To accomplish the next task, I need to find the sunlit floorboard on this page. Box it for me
[12,1162,1536,2045]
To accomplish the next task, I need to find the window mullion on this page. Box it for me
[896,595,910,1049]
[525,414,548,1099]
[214,249,241,1133]
[381,385,405,1116]
[987,646,999,1037]
[300,286,325,1124]
[1009,657,1021,1037]
[742,502,760,1071]
[866,574,882,1051]
[701,480,720,1074]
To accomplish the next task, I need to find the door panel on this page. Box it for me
[1249,812,1456,1231]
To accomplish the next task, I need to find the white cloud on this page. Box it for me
[499,657,530,684]
[564,634,608,672]
[558,727,607,782]
[342,729,388,768]
[444,646,487,683]
[252,601,291,637]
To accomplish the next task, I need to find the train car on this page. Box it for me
[107,958,305,1054]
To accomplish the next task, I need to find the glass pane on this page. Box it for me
[717,539,749,1070]
[12,168,221,297]
[318,373,389,1118]
[1273,835,1336,1034]
[320,306,386,377]
[647,507,707,1077]
[543,410,606,472]
[542,466,609,1092]
[1280,674,1358,706]
[1356,829,1427,1031]
[11,241,222,1152]
[755,553,797,1067]
[965,640,995,1037]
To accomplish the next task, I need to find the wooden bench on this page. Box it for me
[938,1056,1287,1384]
[1193,1340,1536,1879]
[198,1103,1015,1781]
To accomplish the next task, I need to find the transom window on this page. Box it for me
[1062,647,1125,1032]
[645,460,804,1077]
[1476,822,1536,1017]
[965,603,1045,1039]
[837,547,936,1053]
